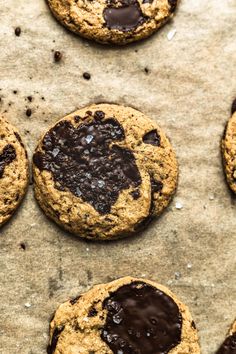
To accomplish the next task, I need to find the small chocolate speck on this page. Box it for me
[83,72,91,80]
[20,242,26,251]
[13,90,18,95]
[15,27,21,37]
[54,51,62,62]
[26,108,32,117]
[27,96,33,102]
[144,67,149,74]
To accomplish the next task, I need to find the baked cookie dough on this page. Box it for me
[0,117,29,226]
[46,0,180,45]
[222,99,236,193]
[216,319,236,354]
[47,276,200,354]
[33,103,178,240]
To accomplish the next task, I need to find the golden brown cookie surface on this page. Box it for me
[33,104,178,240]
[222,99,236,193]
[0,117,29,226]
[46,0,179,45]
[47,277,200,354]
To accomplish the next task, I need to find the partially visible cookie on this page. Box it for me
[222,99,236,193]
[46,0,180,45]
[47,276,200,354]
[0,117,29,226]
[33,103,178,240]
[216,320,236,354]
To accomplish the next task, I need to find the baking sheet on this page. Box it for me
[0,0,236,353]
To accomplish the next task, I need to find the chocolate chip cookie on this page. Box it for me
[47,276,200,354]
[33,104,178,240]
[222,99,236,193]
[0,117,29,226]
[216,320,236,354]
[46,0,179,45]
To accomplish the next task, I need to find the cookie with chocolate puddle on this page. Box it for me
[216,319,236,354]
[46,0,180,45]
[33,104,178,240]
[47,276,200,354]
[222,99,236,194]
[0,117,29,226]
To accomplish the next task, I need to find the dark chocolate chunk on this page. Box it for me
[101,281,182,354]
[33,116,141,214]
[168,0,178,12]
[216,333,236,354]
[103,0,146,32]
[0,144,16,178]
[143,130,161,146]
[232,99,236,115]
[47,326,64,354]
[94,110,105,120]
[130,189,140,200]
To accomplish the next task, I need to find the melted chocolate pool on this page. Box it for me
[101,281,182,354]
[103,0,146,32]
[33,115,141,214]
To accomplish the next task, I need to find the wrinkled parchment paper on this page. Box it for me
[0,0,236,353]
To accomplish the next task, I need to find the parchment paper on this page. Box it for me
[0,0,236,353]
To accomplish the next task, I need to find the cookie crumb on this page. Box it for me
[83,72,91,80]
[54,51,62,62]
[15,27,21,37]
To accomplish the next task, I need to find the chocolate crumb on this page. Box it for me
[54,51,62,62]
[26,108,32,117]
[83,72,91,80]
[20,242,26,251]
[15,27,21,37]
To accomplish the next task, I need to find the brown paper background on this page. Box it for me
[0,0,236,353]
